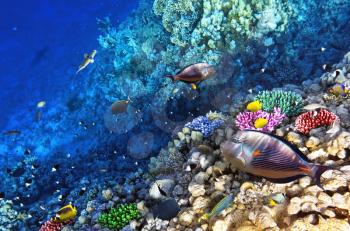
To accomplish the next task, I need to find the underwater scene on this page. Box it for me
[2,0,350,230]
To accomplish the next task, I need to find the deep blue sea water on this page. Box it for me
[1,0,350,230]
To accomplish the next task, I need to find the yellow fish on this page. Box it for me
[246,101,262,112]
[37,101,46,108]
[53,204,77,223]
[254,118,268,129]
[76,50,97,74]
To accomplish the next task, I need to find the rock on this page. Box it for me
[286,184,303,197]
[78,215,88,224]
[183,127,190,134]
[323,175,347,191]
[191,131,203,142]
[199,154,215,170]
[102,189,113,201]
[299,176,311,188]
[173,185,184,197]
[301,202,318,213]
[317,192,333,208]
[307,149,328,160]
[305,136,320,149]
[322,209,336,218]
[214,175,232,192]
[178,132,186,141]
[137,201,149,216]
[194,172,209,184]
[254,212,277,229]
[179,209,195,226]
[188,182,206,197]
[192,196,210,212]
[332,193,347,210]
[212,219,230,231]
[213,161,230,175]
[286,132,303,146]
[287,197,301,215]
[240,182,255,192]
[300,195,318,204]
[149,179,175,200]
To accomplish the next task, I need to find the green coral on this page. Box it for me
[98,203,141,230]
[254,90,303,116]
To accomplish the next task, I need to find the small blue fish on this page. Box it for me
[221,130,342,188]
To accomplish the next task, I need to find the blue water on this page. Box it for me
[1,0,350,230]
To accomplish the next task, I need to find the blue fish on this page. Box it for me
[221,130,342,188]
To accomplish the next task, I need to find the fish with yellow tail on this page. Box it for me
[246,100,262,112]
[198,194,234,222]
[164,63,215,90]
[52,204,77,223]
[221,130,345,189]
[76,50,97,74]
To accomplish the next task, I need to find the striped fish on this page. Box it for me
[221,130,338,188]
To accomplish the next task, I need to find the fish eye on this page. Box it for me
[232,138,241,143]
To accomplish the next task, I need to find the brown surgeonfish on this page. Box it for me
[221,130,341,188]
[164,63,215,90]
[110,97,132,114]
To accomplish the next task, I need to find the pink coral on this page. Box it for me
[235,107,286,132]
[295,109,337,134]
[39,219,64,231]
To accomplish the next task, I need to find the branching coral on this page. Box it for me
[185,116,224,137]
[98,203,141,230]
[154,0,294,62]
[254,90,303,116]
[235,107,286,132]
[295,109,338,134]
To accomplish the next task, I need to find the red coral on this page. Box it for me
[295,109,337,134]
[39,219,64,231]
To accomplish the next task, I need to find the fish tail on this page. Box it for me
[164,74,175,82]
[312,165,334,189]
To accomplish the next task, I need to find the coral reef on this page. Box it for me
[39,219,64,231]
[235,107,286,132]
[153,0,294,64]
[97,203,141,230]
[185,116,224,137]
[295,109,338,134]
[255,90,303,116]
[0,200,18,231]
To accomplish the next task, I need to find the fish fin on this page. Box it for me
[248,130,310,162]
[84,53,88,58]
[264,174,305,184]
[164,74,175,82]
[313,165,333,189]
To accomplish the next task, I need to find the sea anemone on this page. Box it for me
[295,109,338,134]
[235,108,286,132]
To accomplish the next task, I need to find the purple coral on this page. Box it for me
[235,107,286,132]
[185,116,224,137]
